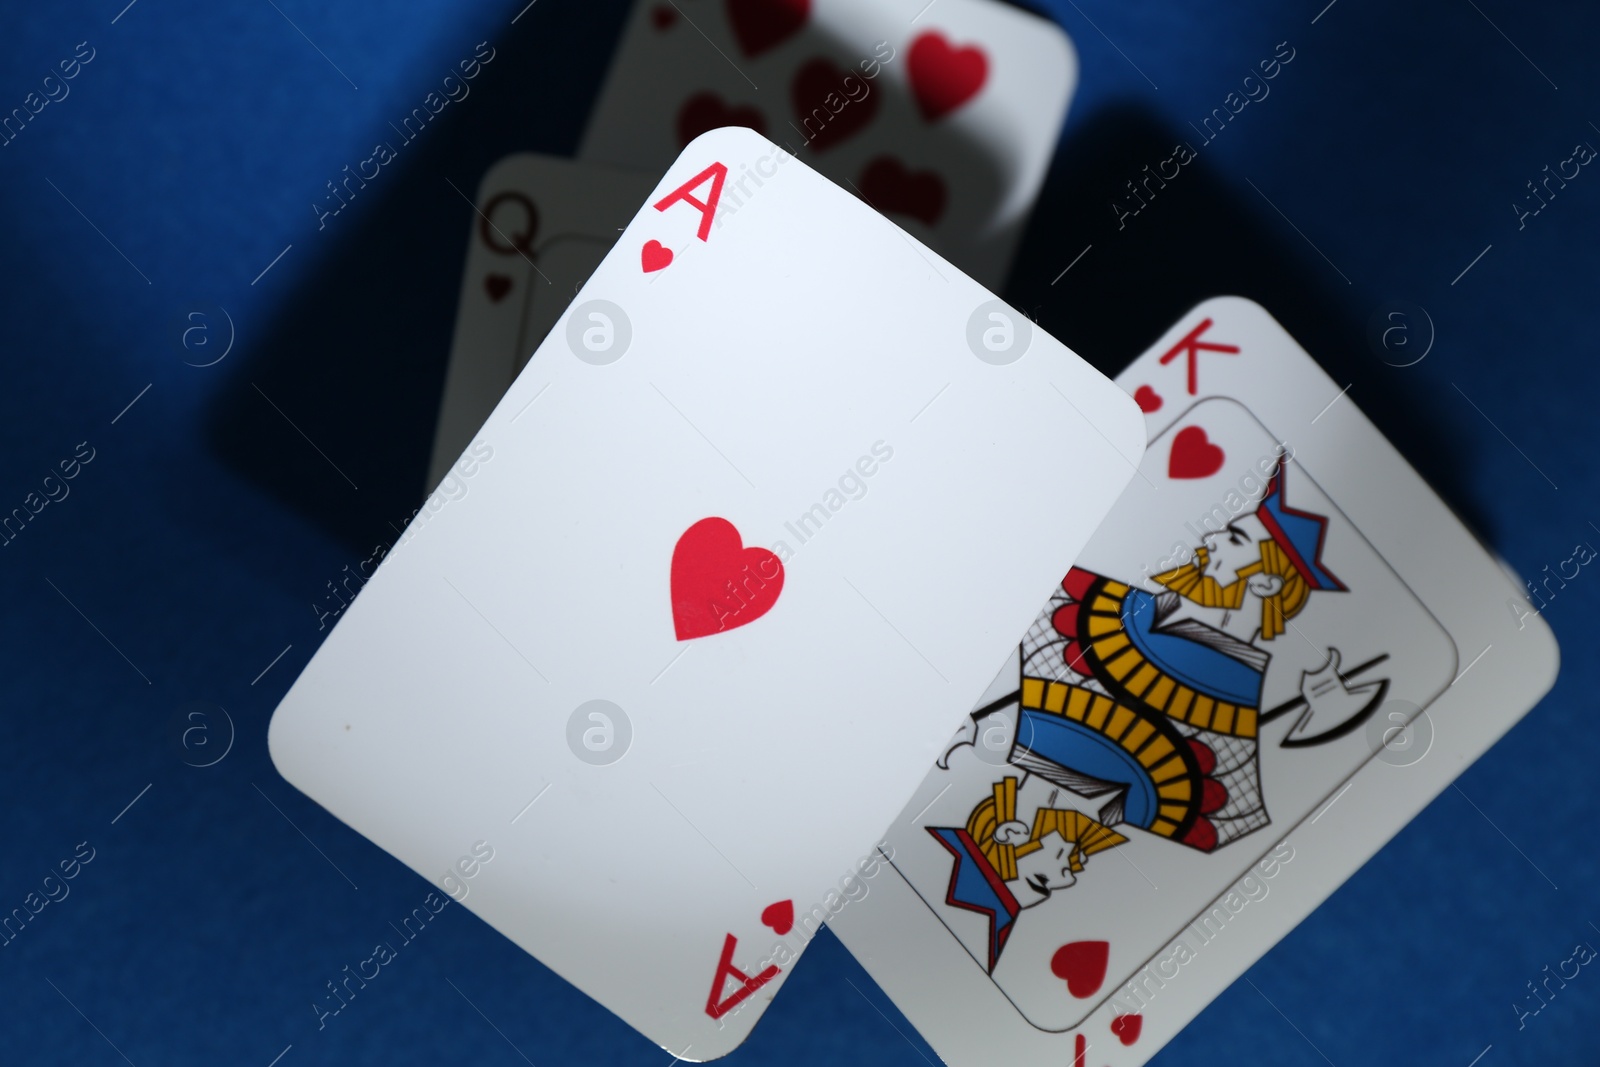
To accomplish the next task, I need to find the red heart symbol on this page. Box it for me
[760,899,794,935]
[484,274,512,302]
[671,518,784,640]
[641,240,674,273]
[1110,1013,1143,1046]
[677,92,767,148]
[1168,425,1225,479]
[908,32,988,121]
[651,4,677,29]
[1133,385,1163,413]
[1050,941,1108,998]
[790,57,880,152]
[727,0,809,57]
[858,156,947,226]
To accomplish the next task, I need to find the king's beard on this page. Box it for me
[1152,547,1249,609]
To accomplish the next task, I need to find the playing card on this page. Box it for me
[268,127,1145,1060]
[828,296,1560,1065]
[579,0,1075,289]
[428,154,655,488]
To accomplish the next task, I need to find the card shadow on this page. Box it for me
[1002,99,1495,545]
[199,0,636,559]
[200,4,1493,575]
[200,0,1013,562]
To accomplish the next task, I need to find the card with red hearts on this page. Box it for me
[268,127,1145,1060]
[428,153,655,489]
[828,297,1560,1065]
[578,0,1076,290]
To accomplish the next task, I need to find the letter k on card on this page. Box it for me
[642,161,728,272]
[1158,317,1240,394]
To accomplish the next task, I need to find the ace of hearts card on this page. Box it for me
[828,297,1560,1065]
[270,127,1147,1060]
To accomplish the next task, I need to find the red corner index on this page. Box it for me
[705,933,780,1020]
[1158,317,1240,395]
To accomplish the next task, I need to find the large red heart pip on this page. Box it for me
[671,518,784,640]
[727,0,809,57]
[1050,940,1108,998]
[677,92,767,148]
[908,32,988,121]
[1168,425,1225,479]
[858,156,947,225]
[791,57,879,152]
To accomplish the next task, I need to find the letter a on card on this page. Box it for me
[655,162,728,240]
[705,934,778,1020]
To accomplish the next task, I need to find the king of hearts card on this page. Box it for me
[830,298,1558,1065]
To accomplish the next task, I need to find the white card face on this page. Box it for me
[827,296,1560,1066]
[269,127,1145,1061]
[428,154,655,489]
[579,0,1076,289]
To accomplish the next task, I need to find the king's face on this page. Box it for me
[1014,831,1077,906]
[1202,513,1272,587]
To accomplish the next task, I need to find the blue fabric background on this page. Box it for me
[0,1,1594,1063]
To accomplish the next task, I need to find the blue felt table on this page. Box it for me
[1,1,1595,1064]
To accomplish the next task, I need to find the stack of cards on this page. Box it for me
[285,4,1560,1063]
[429,0,1076,486]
